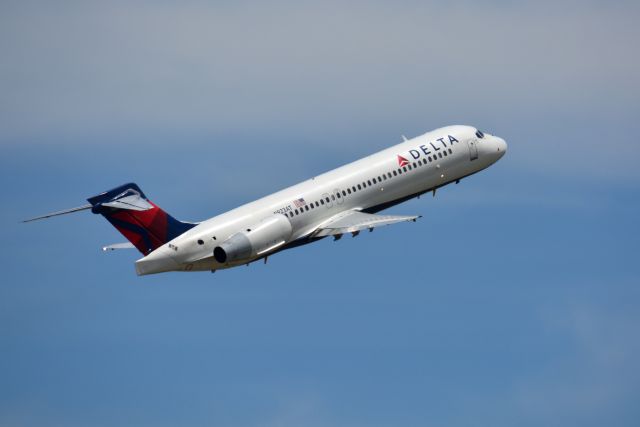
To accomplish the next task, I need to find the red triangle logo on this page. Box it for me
[397,155,409,167]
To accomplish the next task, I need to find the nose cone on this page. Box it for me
[495,136,507,159]
[135,247,180,276]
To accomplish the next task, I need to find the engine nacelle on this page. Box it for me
[213,214,293,264]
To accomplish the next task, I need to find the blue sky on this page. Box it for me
[1,1,639,426]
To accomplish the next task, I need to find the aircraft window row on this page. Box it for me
[287,146,455,218]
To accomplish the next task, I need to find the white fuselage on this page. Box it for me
[135,125,507,275]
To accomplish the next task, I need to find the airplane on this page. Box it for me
[24,125,507,275]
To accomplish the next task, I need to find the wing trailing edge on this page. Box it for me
[311,210,421,237]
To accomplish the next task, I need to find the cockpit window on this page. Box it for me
[475,130,485,139]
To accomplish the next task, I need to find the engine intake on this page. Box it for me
[213,214,293,264]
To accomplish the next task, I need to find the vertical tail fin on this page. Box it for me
[87,183,196,255]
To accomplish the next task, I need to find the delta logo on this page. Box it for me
[397,155,410,167]
[396,134,461,165]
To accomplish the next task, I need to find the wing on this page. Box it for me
[311,210,421,237]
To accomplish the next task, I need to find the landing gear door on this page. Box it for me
[467,138,479,161]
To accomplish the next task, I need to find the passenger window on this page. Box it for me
[325,197,330,203]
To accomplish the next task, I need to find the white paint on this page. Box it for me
[135,125,507,275]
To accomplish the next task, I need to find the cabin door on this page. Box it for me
[467,138,479,161]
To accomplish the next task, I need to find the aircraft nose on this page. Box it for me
[495,136,507,158]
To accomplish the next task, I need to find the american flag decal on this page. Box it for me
[293,198,306,208]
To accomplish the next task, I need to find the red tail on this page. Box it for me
[87,183,196,255]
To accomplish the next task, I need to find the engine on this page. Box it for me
[213,214,293,264]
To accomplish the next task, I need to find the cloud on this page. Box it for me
[1,1,639,186]
[1,1,638,141]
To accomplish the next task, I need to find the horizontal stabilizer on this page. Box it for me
[102,242,136,251]
[24,182,197,256]
[100,191,153,211]
[311,210,420,237]
[88,183,197,255]
[22,204,93,223]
